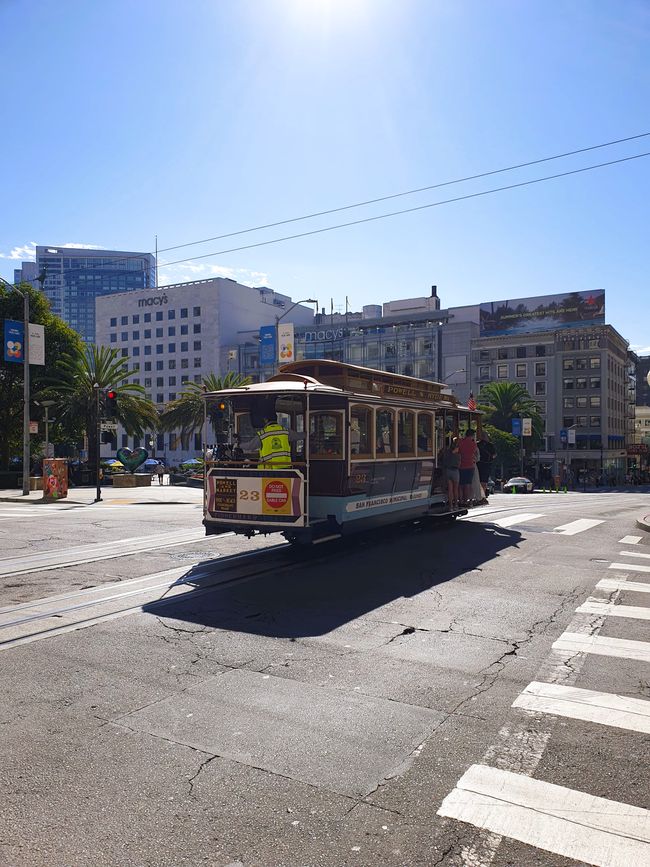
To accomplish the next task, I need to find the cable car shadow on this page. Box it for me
[143,521,523,640]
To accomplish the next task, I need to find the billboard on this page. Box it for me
[479,291,605,337]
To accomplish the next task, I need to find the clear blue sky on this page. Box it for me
[1,0,649,351]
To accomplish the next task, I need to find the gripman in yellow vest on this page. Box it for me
[241,413,304,469]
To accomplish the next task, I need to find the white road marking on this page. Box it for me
[576,599,650,620]
[553,631,650,663]
[552,518,604,535]
[619,535,643,544]
[597,578,650,594]
[513,681,650,734]
[619,550,650,560]
[491,513,545,528]
[609,561,650,573]
[438,764,650,867]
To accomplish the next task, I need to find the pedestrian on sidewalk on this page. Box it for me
[155,462,165,485]
[458,429,479,506]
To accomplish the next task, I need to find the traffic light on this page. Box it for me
[105,389,118,419]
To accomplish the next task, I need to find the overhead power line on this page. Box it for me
[158,149,650,268]
[158,130,650,254]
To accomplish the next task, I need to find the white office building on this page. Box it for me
[95,278,315,465]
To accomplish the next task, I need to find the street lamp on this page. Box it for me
[0,270,46,495]
[274,299,317,373]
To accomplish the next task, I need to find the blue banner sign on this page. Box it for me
[511,418,522,437]
[259,325,276,366]
[4,319,24,363]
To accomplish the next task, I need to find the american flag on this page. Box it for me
[468,392,477,411]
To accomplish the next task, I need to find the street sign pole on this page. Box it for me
[94,384,102,503]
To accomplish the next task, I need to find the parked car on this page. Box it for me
[486,477,496,495]
[503,476,534,493]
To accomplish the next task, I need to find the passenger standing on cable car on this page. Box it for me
[458,428,479,506]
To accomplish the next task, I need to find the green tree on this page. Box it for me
[0,281,84,469]
[159,371,251,448]
[478,380,544,452]
[483,424,521,479]
[52,345,158,467]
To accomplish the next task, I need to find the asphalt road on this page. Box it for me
[0,488,648,867]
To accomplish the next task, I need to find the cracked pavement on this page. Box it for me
[0,491,648,866]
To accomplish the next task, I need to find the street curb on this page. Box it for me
[636,515,650,533]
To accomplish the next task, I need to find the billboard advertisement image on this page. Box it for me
[479,291,605,337]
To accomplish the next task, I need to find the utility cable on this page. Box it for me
[159,149,650,268]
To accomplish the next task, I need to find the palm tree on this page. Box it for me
[478,380,544,447]
[51,345,159,466]
[159,371,251,448]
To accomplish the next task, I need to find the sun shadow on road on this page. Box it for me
[143,521,522,640]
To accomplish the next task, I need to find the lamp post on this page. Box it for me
[274,299,317,374]
[0,271,45,495]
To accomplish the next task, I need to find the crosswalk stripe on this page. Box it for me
[438,764,650,867]
[513,681,650,734]
[619,550,650,560]
[576,599,650,620]
[619,535,643,544]
[553,631,650,663]
[609,561,650,573]
[553,518,604,535]
[597,578,650,594]
[491,513,544,528]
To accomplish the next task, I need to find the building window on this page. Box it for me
[590,416,601,427]
[132,377,140,385]
[168,309,175,320]
[144,313,151,322]
[156,360,164,371]
[121,331,128,341]
[375,408,395,457]
[180,324,188,335]
[121,434,128,447]
[121,348,128,357]
[157,434,165,451]
[479,365,490,379]
[516,347,526,358]
[193,374,202,383]
[132,315,139,324]
[168,343,176,353]
[181,342,188,352]
[590,395,601,407]
[156,344,163,354]
[110,334,117,343]
[169,392,176,401]
[590,376,601,389]
[156,393,164,404]
[156,377,164,387]
[535,381,546,395]
[156,327,163,338]
[132,347,140,357]
[563,358,574,371]
[121,316,128,325]
[156,311,163,321]
[479,350,490,361]
[563,416,574,428]
[590,356,601,369]
[193,340,201,351]
[181,358,189,369]
[576,357,587,370]
[133,331,139,340]
[535,362,546,376]
[576,396,587,408]
[144,346,152,356]
[144,329,151,338]
[181,308,188,318]
[576,416,588,427]
[563,397,574,409]
[110,317,117,327]
[168,376,176,385]
[576,377,587,389]
[144,362,152,371]
[193,306,201,316]
[194,357,201,368]
[516,363,526,378]
[193,323,201,334]
[168,326,175,336]
[144,377,152,387]
[194,432,202,450]
[498,348,508,360]
[563,378,574,390]
[169,359,176,370]
[497,364,508,378]
[535,345,546,357]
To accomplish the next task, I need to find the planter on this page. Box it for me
[30,477,43,491]
[112,473,152,488]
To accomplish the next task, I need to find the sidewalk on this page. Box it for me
[637,515,650,533]
[0,482,203,507]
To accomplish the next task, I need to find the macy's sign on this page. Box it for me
[138,295,168,307]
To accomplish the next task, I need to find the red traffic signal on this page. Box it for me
[105,389,118,419]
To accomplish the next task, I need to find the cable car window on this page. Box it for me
[309,412,343,459]
[235,412,255,440]
[398,410,415,456]
[435,414,445,456]
[375,408,395,457]
[351,405,372,459]
[417,413,433,456]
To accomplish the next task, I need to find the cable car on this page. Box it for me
[202,360,481,544]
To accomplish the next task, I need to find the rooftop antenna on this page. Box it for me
[155,235,159,287]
